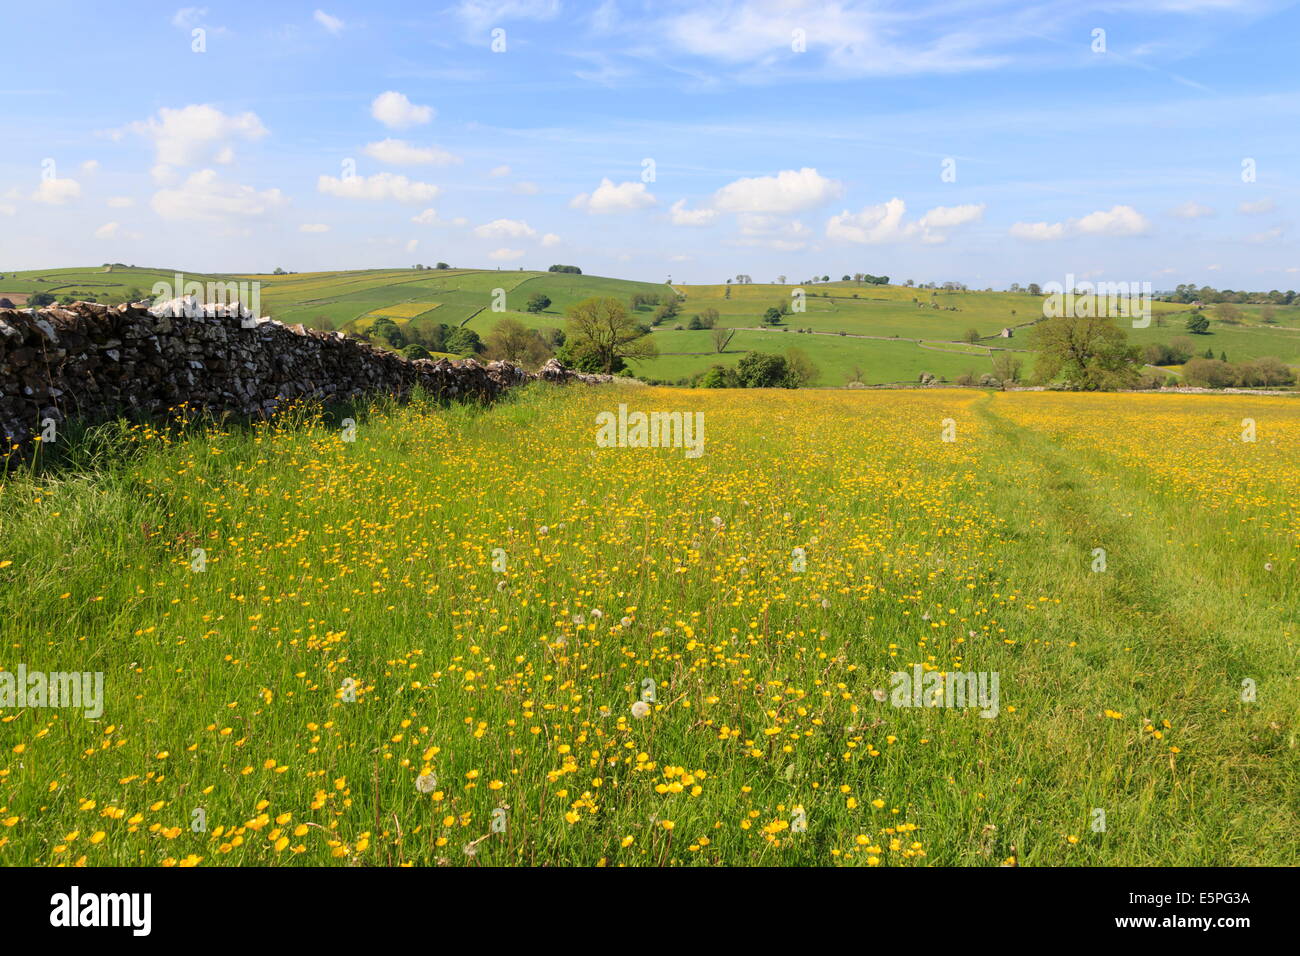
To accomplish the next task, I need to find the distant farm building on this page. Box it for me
[999,327,1014,338]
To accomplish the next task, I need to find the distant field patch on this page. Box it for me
[367,302,442,320]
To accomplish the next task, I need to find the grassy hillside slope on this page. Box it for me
[4,267,1299,387]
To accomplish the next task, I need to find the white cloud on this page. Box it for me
[541,232,560,246]
[370,91,434,129]
[661,2,1007,77]
[456,0,559,32]
[1238,198,1275,215]
[474,218,537,239]
[730,237,808,251]
[1076,205,1150,236]
[1010,205,1149,240]
[489,247,525,261]
[171,7,208,28]
[827,199,983,244]
[93,221,140,240]
[151,169,288,221]
[918,203,985,231]
[728,214,811,250]
[31,178,82,204]
[669,199,717,226]
[314,9,344,34]
[363,138,460,166]
[488,165,511,177]
[300,223,330,233]
[0,203,15,216]
[738,213,808,237]
[1009,221,1066,241]
[713,167,842,214]
[405,239,419,253]
[410,208,466,226]
[570,177,657,214]
[512,181,540,195]
[127,105,268,167]
[151,164,179,186]
[827,198,910,244]
[31,178,81,204]
[317,171,441,203]
[80,160,99,174]
[1170,200,1215,219]
[1246,226,1284,243]
[107,196,135,208]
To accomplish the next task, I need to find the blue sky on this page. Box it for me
[2,0,1298,289]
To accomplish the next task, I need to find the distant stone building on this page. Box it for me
[999,327,1014,338]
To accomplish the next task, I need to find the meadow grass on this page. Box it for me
[0,386,1296,867]
[630,327,1020,385]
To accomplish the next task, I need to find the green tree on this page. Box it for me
[1182,357,1234,388]
[736,351,793,388]
[699,364,740,388]
[485,317,552,368]
[564,296,658,374]
[1213,303,1243,325]
[369,316,406,349]
[991,352,1023,385]
[1030,313,1142,390]
[526,293,551,313]
[1186,312,1211,334]
[652,300,680,326]
[763,306,783,325]
[783,347,818,387]
[444,326,483,355]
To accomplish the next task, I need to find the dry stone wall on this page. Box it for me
[0,301,611,454]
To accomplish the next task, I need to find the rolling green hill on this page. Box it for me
[4,267,1299,387]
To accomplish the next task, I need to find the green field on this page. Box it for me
[1,385,1295,866]
[4,267,1299,387]
[632,327,1034,385]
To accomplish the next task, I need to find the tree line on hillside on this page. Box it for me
[8,288,148,309]
[1028,312,1295,390]
[1164,284,1297,305]
[351,291,830,388]
[357,295,657,376]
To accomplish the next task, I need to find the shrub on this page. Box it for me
[1182,357,1235,388]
